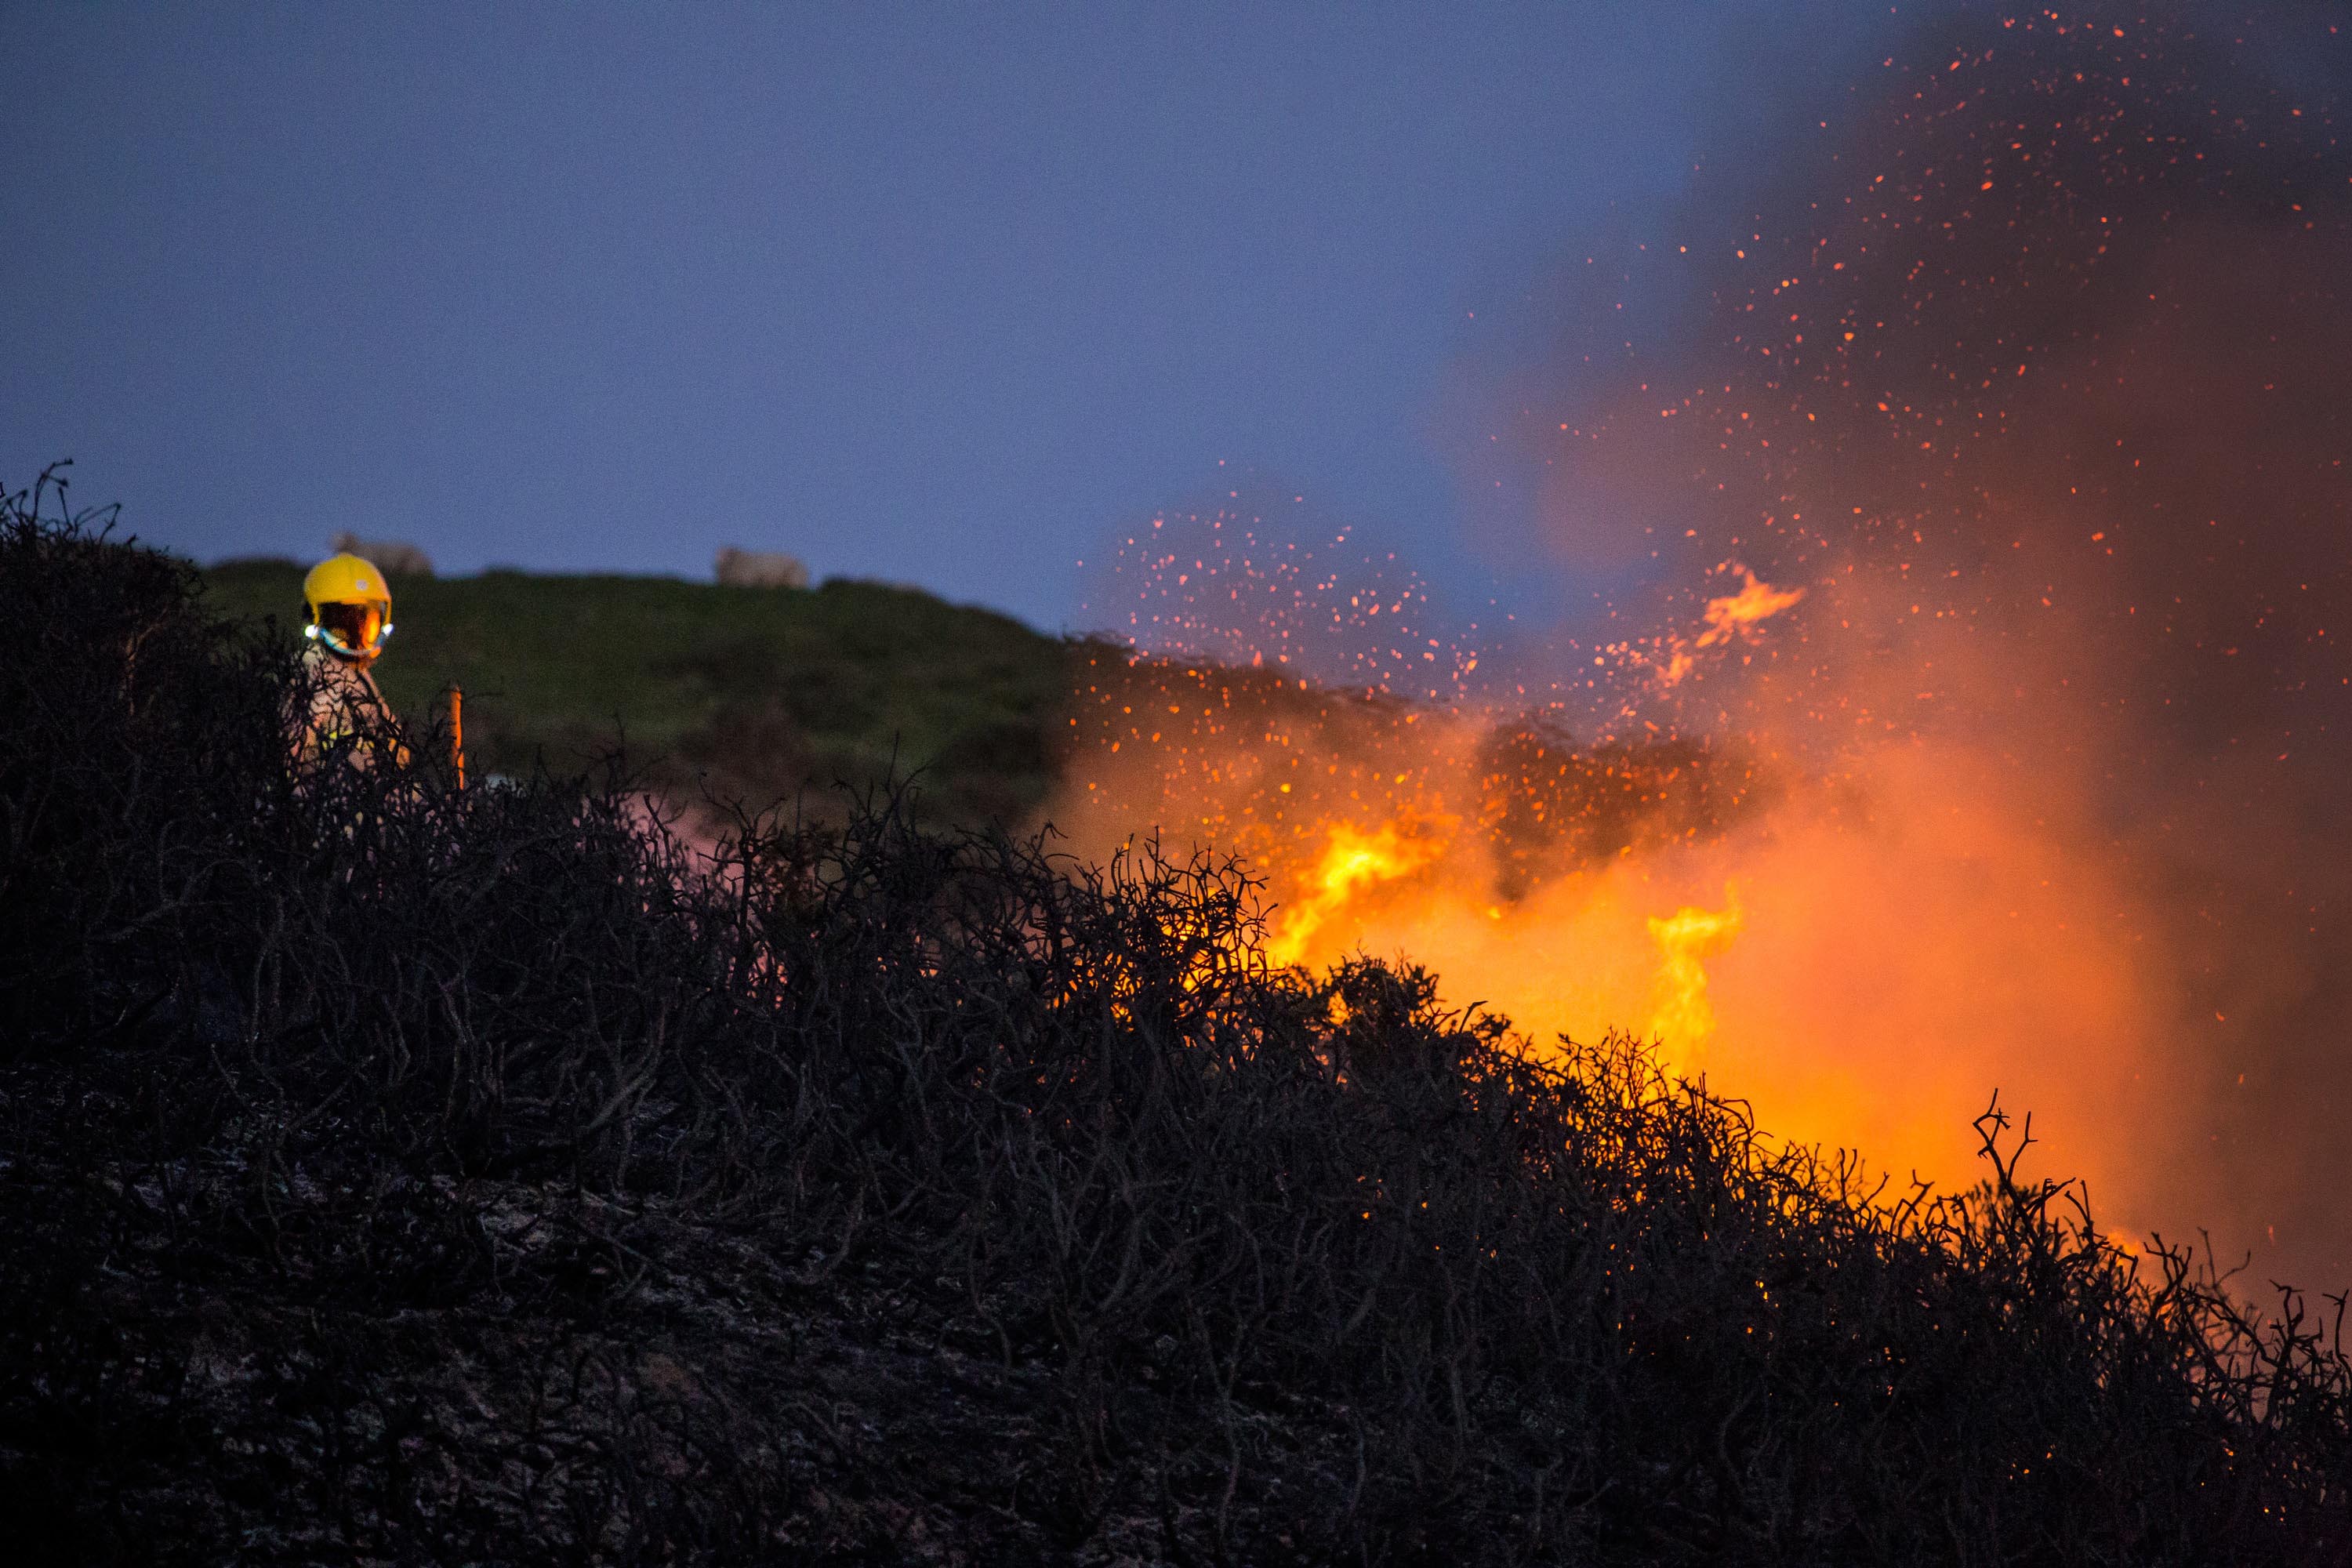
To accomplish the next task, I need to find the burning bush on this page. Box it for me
[2,485,2348,1563]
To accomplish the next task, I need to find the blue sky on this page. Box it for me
[2,3,1889,631]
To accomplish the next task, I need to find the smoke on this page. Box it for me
[1054,3,2352,1290]
[1453,2,2352,1286]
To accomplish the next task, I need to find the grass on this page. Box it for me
[201,557,1085,825]
[6,485,2349,1564]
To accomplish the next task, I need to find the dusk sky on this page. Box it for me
[2,3,1893,632]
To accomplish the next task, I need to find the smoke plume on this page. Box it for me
[1060,3,2352,1291]
[1457,2,2352,1286]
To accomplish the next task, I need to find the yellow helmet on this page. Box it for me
[303,552,394,660]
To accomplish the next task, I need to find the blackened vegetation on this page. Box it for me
[3,492,2348,1566]
[1065,650,1768,903]
[1471,722,1764,903]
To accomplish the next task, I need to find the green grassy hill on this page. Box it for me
[201,561,1085,824]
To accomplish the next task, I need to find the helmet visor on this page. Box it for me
[313,600,390,657]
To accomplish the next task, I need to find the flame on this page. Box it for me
[1276,827,1753,1084]
[1268,821,1445,967]
[1697,570,1806,650]
[1055,670,2169,1232]
[1654,568,1806,688]
[1646,887,1743,1073]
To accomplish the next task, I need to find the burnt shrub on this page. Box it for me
[1,480,2347,1565]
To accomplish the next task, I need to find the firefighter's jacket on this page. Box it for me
[290,644,407,768]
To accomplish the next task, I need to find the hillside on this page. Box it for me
[12,484,2350,1564]
[201,559,1083,825]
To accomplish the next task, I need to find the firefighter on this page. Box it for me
[290,550,406,767]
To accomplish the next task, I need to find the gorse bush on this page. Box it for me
[2,478,2348,1565]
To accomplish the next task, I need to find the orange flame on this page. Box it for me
[1054,612,2181,1258]
[1267,821,1445,967]
[1646,887,1743,1073]
[1697,569,1807,649]
[1657,568,1806,687]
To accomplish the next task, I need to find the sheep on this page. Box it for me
[714,546,810,590]
[329,532,435,578]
